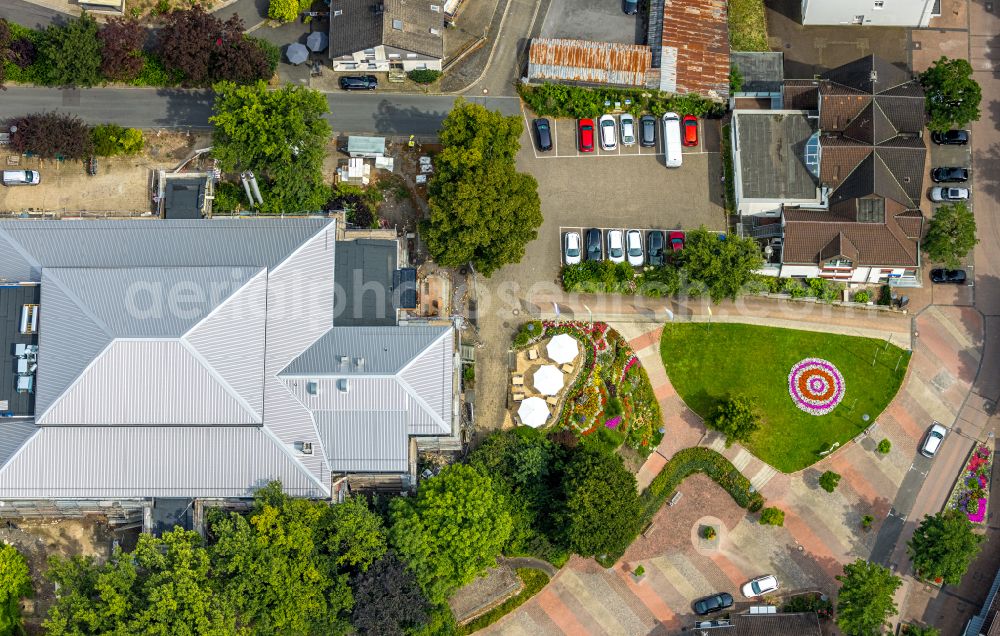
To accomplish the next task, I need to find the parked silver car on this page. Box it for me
[620,114,636,146]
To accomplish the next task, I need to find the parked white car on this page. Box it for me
[606,230,625,263]
[599,114,617,151]
[619,114,636,146]
[742,575,779,598]
[929,187,969,202]
[626,230,644,266]
[921,422,947,457]
[563,231,581,265]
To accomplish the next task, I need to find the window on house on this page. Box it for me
[333,9,343,16]
[825,258,852,268]
[873,0,884,8]
[853,14,865,23]
[389,53,401,58]
[306,381,318,395]
[406,53,417,58]
[392,18,403,29]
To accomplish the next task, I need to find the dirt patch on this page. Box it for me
[448,563,521,624]
[125,0,222,20]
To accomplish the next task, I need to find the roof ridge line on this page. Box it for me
[873,151,917,208]
[396,327,450,376]
[183,267,268,339]
[179,339,263,423]
[35,340,116,425]
[395,375,450,434]
[0,226,42,279]
[257,424,330,495]
[43,269,116,339]
[871,99,900,140]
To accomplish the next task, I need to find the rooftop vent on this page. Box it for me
[392,18,403,29]
[372,3,384,13]
[429,27,440,35]
[337,378,350,392]
[297,441,314,455]
[333,9,343,15]
[869,69,878,83]
[339,355,349,366]
[355,357,365,369]
[306,381,319,395]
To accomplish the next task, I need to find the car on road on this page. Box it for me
[921,422,948,457]
[639,115,656,147]
[742,575,778,598]
[620,114,636,146]
[599,115,617,151]
[533,118,552,152]
[931,167,969,183]
[622,0,638,13]
[932,129,970,145]
[647,230,665,266]
[578,119,595,153]
[563,231,581,265]
[586,228,603,261]
[626,230,643,266]
[931,268,967,284]
[930,186,969,202]
[339,75,378,90]
[682,115,698,147]
[693,592,734,616]
[668,231,685,252]
[607,230,625,264]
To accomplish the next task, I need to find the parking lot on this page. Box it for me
[540,0,643,44]
[559,226,690,266]
[927,132,975,304]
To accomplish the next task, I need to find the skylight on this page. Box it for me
[804,132,821,179]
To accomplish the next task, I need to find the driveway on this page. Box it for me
[540,0,644,44]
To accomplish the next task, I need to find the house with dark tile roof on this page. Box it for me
[733,55,926,286]
[328,0,444,72]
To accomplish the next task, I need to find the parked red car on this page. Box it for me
[682,115,698,147]
[578,119,595,153]
[669,231,685,251]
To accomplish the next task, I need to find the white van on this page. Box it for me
[1,170,40,186]
[662,112,682,168]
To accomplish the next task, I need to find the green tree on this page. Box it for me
[835,559,901,636]
[557,446,641,558]
[268,0,299,22]
[320,495,388,571]
[350,552,430,636]
[92,123,144,156]
[0,545,31,636]
[39,12,102,86]
[389,464,513,603]
[709,395,760,446]
[420,99,542,277]
[211,80,332,214]
[677,229,764,302]
[759,507,784,526]
[819,470,841,493]
[907,510,984,585]
[924,202,978,268]
[920,56,982,132]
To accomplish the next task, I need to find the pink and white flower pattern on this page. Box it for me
[788,358,845,416]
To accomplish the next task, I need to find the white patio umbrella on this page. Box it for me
[546,333,580,365]
[518,397,550,428]
[532,365,564,396]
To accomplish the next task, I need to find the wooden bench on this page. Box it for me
[667,491,683,507]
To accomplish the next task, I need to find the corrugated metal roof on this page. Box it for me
[659,0,730,100]
[315,411,409,473]
[398,329,453,424]
[0,421,38,468]
[528,38,651,86]
[0,427,325,498]
[282,326,450,376]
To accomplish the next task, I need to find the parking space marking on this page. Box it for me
[552,118,558,156]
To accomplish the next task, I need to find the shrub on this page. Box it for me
[853,290,871,304]
[633,565,645,576]
[9,112,92,159]
[8,37,36,69]
[878,284,893,305]
[462,365,474,383]
[877,438,891,454]
[643,447,765,521]
[518,83,725,120]
[512,321,543,349]
[0,544,31,636]
[98,17,146,81]
[408,69,442,84]
[709,395,760,447]
[862,514,874,529]
[759,507,785,526]
[819,470,841,493]
[39,12,103,86]
[268,0,300,22]
[91,124,144,156]
[701,526,716,540]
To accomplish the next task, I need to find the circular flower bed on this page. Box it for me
[788,358,845,416]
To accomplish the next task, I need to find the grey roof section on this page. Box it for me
[0,218,331,283]
[283,325,449,376]
[0,285,41,416]
[0,427,325,498]
[736,112,819,199]
[164,178,206,220]
[333,240,398,327]
[328,0,444,60]
[730,51,783,93]
[315,411,409,473]
[0,421,38,469]
[399,328,453,423]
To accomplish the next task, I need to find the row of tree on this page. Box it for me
[6,113,144,160]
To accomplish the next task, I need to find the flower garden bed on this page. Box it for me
[948,444,993,524]
[513,320,664,454]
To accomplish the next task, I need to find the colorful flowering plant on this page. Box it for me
[948,444,993,524]
[787,358,846,416]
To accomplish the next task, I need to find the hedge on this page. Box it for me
[642,447,765,521]
[518,83,726,120]
[456,568,549,635]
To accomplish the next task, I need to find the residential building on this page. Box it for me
[964,565,1000,635]
[733,55,926,286]
[801,0,938,27]
[329,0,444,72]
[0,219,458,523]
[527,39,651,87]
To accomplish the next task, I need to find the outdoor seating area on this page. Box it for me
[510,333,582,428]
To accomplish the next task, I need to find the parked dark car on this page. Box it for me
[693,592,734,616]
[339,75,378,90]
[932,129,969,145]
[622,0,637,13]
[930,268,967,284]
[647,231,665,266]
[639,115,656,147]
[931,167,969,183]
[533,118,552,152]
[586,228,603,261]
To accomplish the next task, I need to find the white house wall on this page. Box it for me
[801,0,935,26]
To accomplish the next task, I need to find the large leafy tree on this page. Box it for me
[921,56,982,132]
[677,229,764,302]
[835,559,901,636]
[710,395,761,446]
[390,464,513,603]
[0,544,32,636]
[8,112,93,159]
[320,495,388,571]
[158,8,271,85]
[557,446,641,558]
[98,17,146,82]
[350,552,430,636]
[268,0,300,22]
[924,202,978,268]
[420,99,542,277]
[39,12,102,86]
[908,510,984,585]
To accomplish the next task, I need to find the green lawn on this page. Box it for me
[660,323,909,472]
[729,0,769,52]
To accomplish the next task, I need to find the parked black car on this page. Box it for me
[930,268,967,284]
[647,230,665,266]
[586,228,603,261]
[639,115,656,147]
[931,166,969,183]
[931,129,970,145]
[533,118,553,152]
[339,75,378,90]
[693,592,734,616]
[622,0,638,13]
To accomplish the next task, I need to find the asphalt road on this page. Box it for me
[0,87,521,135]
[0,0,68,28]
